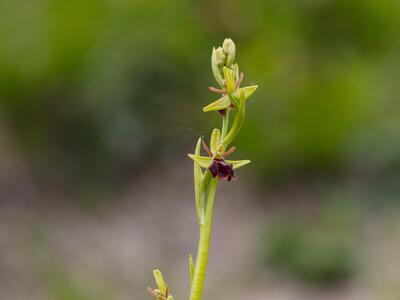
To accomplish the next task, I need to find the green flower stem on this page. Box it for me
[189,177,218,300]
[221,109,231,142]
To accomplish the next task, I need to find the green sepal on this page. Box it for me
[189,254,195,285]
[235,85,258,100]
[210,129,221,154]
[226,159,251,169]
[193,138,205,225]
[188,154,212,169]
[203,95,231,112]
[223,67,236,94]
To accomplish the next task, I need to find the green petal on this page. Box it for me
[203,95,231,112]
[188,154,212,169]
[225,159,251,169]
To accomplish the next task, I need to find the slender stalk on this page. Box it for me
[189,178,218,300]
[221,109,231,141]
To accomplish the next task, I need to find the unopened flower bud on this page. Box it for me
[211,47,224,86]
[222,38,235,66]
[153,270,167,296]
[231,63,239,81]
[215,47,226,67]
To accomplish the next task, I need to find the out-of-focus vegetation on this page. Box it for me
[2,1,400,298]
[1,0,400,188]
[261,199,359,285]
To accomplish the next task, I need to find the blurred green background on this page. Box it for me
[1,0,400,299]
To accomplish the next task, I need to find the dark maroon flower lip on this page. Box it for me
[209,158,236,182]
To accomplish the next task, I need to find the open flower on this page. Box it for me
[188,127,250,182]
[188,153,250,181]
[203,85,258,112]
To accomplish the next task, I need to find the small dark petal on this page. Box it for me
[227,173,237,182]
[218,161,232,175]
[218,109,227,116]
[214,159,235,181]
[209,160,219,178]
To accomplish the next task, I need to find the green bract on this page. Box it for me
[193,138,205,225]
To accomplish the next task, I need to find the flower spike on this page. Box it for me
[149,38,258,300]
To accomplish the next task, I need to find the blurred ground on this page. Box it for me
[1,160,400,300]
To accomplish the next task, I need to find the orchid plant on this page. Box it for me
[148,38,257,300]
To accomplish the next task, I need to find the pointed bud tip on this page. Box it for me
[222,38,236,66]
[152,269,167,295]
